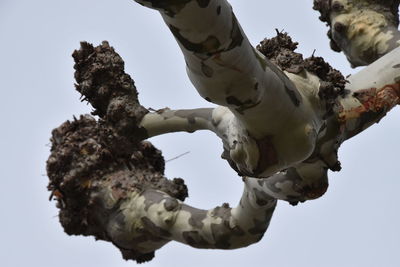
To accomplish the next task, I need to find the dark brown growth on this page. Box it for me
[313,0,333,26]
[73,41,149,140]
[256,30,303,74]
[47,42,188,263]
[256,31,346,116]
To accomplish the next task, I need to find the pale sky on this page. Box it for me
[1,0,399,266]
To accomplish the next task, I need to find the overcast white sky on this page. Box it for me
[1,0,400,266]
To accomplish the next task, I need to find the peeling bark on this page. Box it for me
[143,0,329,176]
[46,0,400,263]
[47,41,276,263]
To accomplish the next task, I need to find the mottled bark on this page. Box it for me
[47,0,400,263]
[314,0,400,66]
[136,0,329,177]
[47,115,187,263]
[47,41,276,263]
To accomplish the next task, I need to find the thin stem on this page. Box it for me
[139,108,216,137]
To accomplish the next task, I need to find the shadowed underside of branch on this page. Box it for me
[47,0,400,263]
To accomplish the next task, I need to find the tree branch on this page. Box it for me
[140,108,215,136]
[312,46,400,170]
[46,0,400,263]
[108,184,276,252]
[47,112,276,264]
[246,161,328,205]
[48,40,278,263]
[132,0,341,177]
[314,0,400,67]
[337,46,400,138]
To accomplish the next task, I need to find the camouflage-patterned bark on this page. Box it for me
[47,0,400,263]
[245,161,328,206]
[314,0,400,67]
[47,41,276,263]
[136,0,333,178]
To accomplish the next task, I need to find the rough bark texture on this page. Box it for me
[47,0,400,263]
[47,114,188,262]
[256,31,346,116]
[48,42,189,262]
[47,41,276,263]
[73,41,149,140]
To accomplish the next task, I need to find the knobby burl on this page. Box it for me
[47,0,400,263]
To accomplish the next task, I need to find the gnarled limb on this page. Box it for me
[47,101,276,264]
[108,183,276,252]
[314,0,400,66]
[140,106,263,175]
[134,0,327,177]
[47,0,400,264]
[48,41,278,263]
[48,40,331,263]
